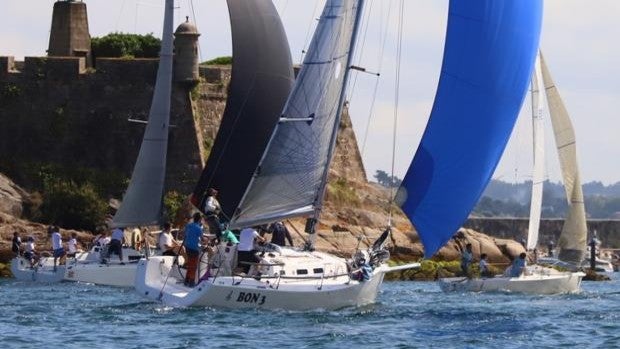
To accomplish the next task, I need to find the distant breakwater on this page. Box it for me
[465,217,620,248]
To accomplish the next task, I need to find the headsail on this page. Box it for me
[112,0,174,227]
[540,53,587,263]
[399,1,543,257]
[527,53,546,251]
[191,0,295,218]
[230,0,364,228]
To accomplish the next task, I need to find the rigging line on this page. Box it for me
[300,0,321,64]
[188,0,202,63]
[347,0,375,106]
[360,0,393,156]
[115,0,128,31]
[388,0,405,223]
[278,0,290,19]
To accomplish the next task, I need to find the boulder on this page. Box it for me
[0,173,29,217]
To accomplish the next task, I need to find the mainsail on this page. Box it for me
[191,0,295,218]
[112,0,174,227]
[230,0,364,228]
[540,53,588,263]
[527,53,546,251]
[399,1,543,257]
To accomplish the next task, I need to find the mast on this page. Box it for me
[309,0,366,247]
[527,51,545,251]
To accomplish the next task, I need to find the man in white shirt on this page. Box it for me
[108,227,125,264]
[237,227,265,274]
[203,188,223,242]
[158,222,186,259]
[67,232,79,258]
[50,226,65,271]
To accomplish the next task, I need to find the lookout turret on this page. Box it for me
[174,17,201,85]
[47,0,92,67]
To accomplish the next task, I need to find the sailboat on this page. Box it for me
[62,0,175,287]
[438,52,586,294]
[135,0,418,310]
[10,253,66,283]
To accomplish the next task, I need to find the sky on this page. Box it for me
[1,0,618,185]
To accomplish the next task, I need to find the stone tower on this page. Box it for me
[48,0,92,67]
[174,17,200,85]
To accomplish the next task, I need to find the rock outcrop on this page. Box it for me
[0,173,29,217]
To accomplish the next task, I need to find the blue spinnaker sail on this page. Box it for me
[399,1,543,257]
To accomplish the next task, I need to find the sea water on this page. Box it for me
[1,275,619,349]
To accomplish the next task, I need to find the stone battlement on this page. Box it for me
[0,55,230,84]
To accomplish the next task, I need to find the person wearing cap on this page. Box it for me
[183,212,204,287]
[203,188,222,243]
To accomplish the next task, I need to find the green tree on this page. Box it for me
[40,180,108,231]
[202,56,233,65]
[91,33,161,60]
[374,170,390,187]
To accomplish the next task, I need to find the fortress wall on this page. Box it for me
[0,56,210,194]
[0,57,370,203]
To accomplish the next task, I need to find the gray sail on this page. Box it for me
[231,0,364,228]
[191,0,294,219]
[112,0,174,227]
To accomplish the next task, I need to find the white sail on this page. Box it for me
[112,0,174,227]
[540,53,587,263]
[526,52,545,250]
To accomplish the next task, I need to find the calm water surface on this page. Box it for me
[1,274,619,348]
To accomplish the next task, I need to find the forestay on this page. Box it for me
[231,0,364,228]
[399,0,543,257]
[192,0,295,219]
[112,0,174,227]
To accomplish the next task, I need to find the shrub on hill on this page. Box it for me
[91,33,161,60]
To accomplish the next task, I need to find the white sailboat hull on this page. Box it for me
[64,261,138,287]
[438,267,584,294]
[10,257,65,283]
[135,255,417,310]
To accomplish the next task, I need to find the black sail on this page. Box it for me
[191,0,294,218]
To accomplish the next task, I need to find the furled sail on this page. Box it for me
[527,53,546,251]
[112,0,174,227]
[399,1,543,257]
[540,53,587,263]
[191,0,295,218]
[230,0,364,228]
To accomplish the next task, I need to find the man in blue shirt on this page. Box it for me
[510,252,527,277]
[460,243,473,277]
[183,212,203,287]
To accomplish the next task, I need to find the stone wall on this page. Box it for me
[0,56,369,200]
[0,56,230,194]
[464,217,620,248]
